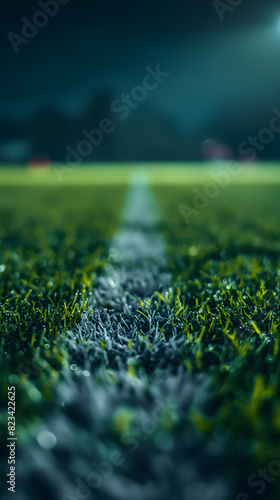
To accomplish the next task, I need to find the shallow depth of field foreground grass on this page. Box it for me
[0,183,128,431]
[153,180,280,497]
[0,164,280,499]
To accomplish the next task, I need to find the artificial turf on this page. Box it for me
[1,165,280,499]
[152,181,280,496]
[0,183,127,434]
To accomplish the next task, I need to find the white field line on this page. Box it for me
[11,173,229,500]
[87,171,170,310]
[110,171,167,265]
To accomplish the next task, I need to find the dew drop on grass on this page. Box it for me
[108,278,116,288]
[70,364,77,371]
[188,245,199,257]
[37,430,57,450]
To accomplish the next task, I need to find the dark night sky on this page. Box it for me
[1,0,280,161]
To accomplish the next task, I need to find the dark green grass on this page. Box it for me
[152,184,280,491]
[0,185,127,430]
[1,172,280,497]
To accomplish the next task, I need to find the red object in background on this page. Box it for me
[28,155,51,168]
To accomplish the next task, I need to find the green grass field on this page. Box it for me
[1,164,280,499]
[153,181,280,485]
[0,182,127,430]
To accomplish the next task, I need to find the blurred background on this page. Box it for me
[1,0,280,165]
